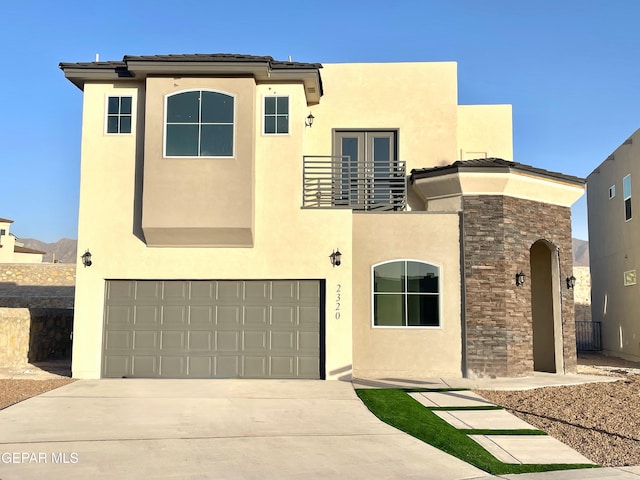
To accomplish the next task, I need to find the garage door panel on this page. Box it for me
[298,357,319,377]
[104,355,130,377]
[162,306,186,325]
[163,281,189,301]
[107,281,135,301]
[133,331,158,349]
[216,331,240,351]
[243,330,267,350]
[271,306,295,326]
[188,357,213,377]
[135,306,159,325]
[271,356,294,376]
[244,281,269,300]
[104,280,321,379]
[105,330,131,349]
[217,281,241,301]
[243,356,267,377]
[132,355,157,376]
[188,331,212,350]
[244,306,267,325]
[216,306,240,325]
[189,306,213,325]
[161,331,185,350]
[271,331,294,350]
[272,281,296,301]
[136,281,161,300]
[216,356,240,377]
[105,306,132,325]
[160,356,185,377]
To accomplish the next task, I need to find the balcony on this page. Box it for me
[302,156,407,211]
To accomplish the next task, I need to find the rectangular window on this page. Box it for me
[0,229,5,236]
[106,96,132,134]
[609,185,616,199]
[264,96,289,134]
[624,270,637,286]
[624,174,632,221]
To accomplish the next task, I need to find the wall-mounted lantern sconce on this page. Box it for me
[566,274,576,289]
[329,249,342,267]
[515,270,525,287]
[81,250,92,268]
[305,113,315,128]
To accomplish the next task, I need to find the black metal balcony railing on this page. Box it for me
[302,156,407,211]
[575,321,602,351]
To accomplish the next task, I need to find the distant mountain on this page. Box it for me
[20,238,77,264]
[573,238,589,266]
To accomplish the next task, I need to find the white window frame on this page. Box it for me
[104,94,134,135]
[624,174,632,221]
[262,95,290,136]
[371,259,442,329]
[163,89,236,158]
[609,185,616,199]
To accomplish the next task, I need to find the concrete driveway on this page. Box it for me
[0,379,493,480]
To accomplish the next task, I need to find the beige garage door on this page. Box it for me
[102,280,322,378]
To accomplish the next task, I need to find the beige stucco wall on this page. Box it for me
[74,80,353,379]
[305,62,459,169]
[142,77,255,246]
[352,212,462,379]
[588,128,640,361]
[0,229,15,263]
[457,104,513,160]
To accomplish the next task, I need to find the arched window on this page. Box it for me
[165,90,234,157]
[373,260,440,327]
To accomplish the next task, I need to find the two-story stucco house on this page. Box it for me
[60,54,584,380]
[587,128,640,362]
[0,217,45,263]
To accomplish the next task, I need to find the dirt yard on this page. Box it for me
[477,353,640,467]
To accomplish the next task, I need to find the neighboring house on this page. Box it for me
[0,218,45,264]
[587,128,640,362]
[60,54,584,380]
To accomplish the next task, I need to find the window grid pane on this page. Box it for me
[106,96,133,134]
[264,96,289,134]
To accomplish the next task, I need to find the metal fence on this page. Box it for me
[302,156,406,211]
[575,321,602,351]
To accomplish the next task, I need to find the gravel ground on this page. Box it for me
[0,378,75,410]
[476,353,640,467]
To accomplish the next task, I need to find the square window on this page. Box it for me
[106,96,133,134]
[264,96,289,135]
[624,270,637,286]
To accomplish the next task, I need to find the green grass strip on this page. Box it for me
[427,406,503,411]
[461,429,547,435]
[356,389,598,475]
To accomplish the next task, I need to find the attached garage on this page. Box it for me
[102,280,323,379]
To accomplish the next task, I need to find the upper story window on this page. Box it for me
[372,260,440,327]
[609,185,616,199]
[0,229,5,236]
[165,90,234,157]
[106,96,132,134]
[263,96,289,134]
[624,174,632,221]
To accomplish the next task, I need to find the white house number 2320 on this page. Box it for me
[335,284,341,320]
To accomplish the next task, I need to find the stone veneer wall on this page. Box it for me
[0,263,76,286]
[573,266,592,322]
[462,195,576,377]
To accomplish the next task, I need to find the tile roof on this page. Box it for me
[410,158,585,185]
[0,217,13,223]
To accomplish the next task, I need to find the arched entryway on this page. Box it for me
[530,240,564,373]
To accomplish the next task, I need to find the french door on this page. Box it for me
[333,131,398,210]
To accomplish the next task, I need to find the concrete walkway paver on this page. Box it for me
[409,391,496,408]
[433,409,538,430]
[470,435,595,465]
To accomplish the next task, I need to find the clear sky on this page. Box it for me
[2,0,638,242]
